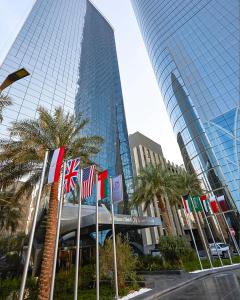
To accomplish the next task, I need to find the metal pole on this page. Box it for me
[110,178,119,299]
[19,151,48,300]
[199,199,223,266]
[181,198,203,270]
[96,173,99,300]
[74,169,83,300]
[216,201,240,256]
[211,213,233,264]
[189,196,213,268]
[50,162,66,300]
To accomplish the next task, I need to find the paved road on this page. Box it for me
[160,269,240,300]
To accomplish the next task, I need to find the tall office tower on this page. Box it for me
[75,2,133,208]
[131,1,240,220]
[0,0,133,209]
[129,132,185,253]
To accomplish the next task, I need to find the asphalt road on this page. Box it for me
[160,269,240,300]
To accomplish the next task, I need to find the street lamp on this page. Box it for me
[0,68,30,92]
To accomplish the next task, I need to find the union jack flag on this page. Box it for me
[81,165,96,199]
[64,158,80,193]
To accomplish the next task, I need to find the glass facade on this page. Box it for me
[131,1,240,212]
[0,0,133,211]
[75,1,133,209]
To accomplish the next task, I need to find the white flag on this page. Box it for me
[112,175,123,202]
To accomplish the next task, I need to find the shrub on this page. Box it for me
[100,235,138,288]
[136,254,164,271]
[79,264,95,289]
[0,277,37,300]
[158,236,194,268]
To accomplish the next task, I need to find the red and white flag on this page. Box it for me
[217,195,227,212]
[81,165,96,199]
[209,195,219,213]
[47,147,65,184]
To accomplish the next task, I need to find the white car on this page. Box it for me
[209,243,230,258]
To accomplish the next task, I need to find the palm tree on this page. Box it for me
[0,189,21,234]
[132,165,179,235]
[173,172,202,196]
[0,107,103,300]
[0,94,12,123]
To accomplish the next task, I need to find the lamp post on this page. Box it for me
[0,68,30,123]
[0,68,30,92]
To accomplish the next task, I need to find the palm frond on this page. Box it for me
[0,94,12,123]
[0,106,103,201]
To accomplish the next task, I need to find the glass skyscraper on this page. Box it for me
[131,1,239,217]
[0,0,133,210]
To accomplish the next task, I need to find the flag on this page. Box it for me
[81,165,96,199]
[192,195,202,212]
[64,158,80,193]
[97,170,108,200]
[217,195,227,212]
[209,195,219,213]
[200,195,210,213]
[47,147,65,184]
[112,175,123,202]
[182,195,193,214]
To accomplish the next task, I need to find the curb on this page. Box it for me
[133,263,240,300]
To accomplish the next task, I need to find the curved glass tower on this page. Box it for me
[0,0,133,211]
[131,1,240,214]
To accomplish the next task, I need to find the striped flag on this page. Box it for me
[200,195,210,213]
[192,195,202,212]
[210,195,219,213]
[64,158,80,193]
[47,147,65,184]
[81,165,96,199]
[217,195,227,212]
[182,195,193,214]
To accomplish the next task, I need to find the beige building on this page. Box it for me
[129,132,187,253]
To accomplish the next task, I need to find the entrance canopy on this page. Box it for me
[60,203,161,236]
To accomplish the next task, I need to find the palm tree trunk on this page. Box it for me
[38,182,59,300]
[173,205,184,236]
[158,197,174,235]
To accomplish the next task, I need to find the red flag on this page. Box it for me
[217,195,227,212]
[210,195,219,213]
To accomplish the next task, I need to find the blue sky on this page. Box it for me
[0,0,183,165]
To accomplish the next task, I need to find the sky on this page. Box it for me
[0,0,183,165]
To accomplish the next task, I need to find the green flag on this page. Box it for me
[182,195,193,213]
[192,195,202,212]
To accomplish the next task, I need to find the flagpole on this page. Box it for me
[181,197,203,270]
[216,200,240,256]
[210,212,233,264]
[199,198,223,266]
[50,161,66,300]
[110,177,119,299]
[190,196,213,268]
[96,172,100,300]
[19,151,49,300]
[74,169,83,300]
